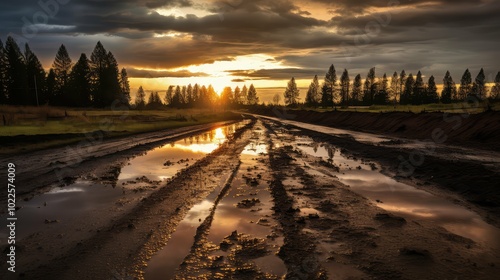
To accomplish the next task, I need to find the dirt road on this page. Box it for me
[1,117,499,279]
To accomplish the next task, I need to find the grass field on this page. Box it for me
[0,105,241,154]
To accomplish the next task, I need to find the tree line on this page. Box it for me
[0,36,130,108]
[285,65,500,107]
[134,84,259,110]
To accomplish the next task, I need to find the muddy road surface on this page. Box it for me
[1,117,499,279]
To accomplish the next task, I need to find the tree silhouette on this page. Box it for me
[25,43,46,106]
[305,75,320,107]
[233,86,241,105]
[412,71,425,105]
[247,84,259,105]
[284,77,300,106]
[390,72,399,104]
[441,71,456,104]
[67,53,91,106]
[362,67,377,105]
[52,44,72,105]
[165,85,174,106]
[135,86,146,109]
[400,73,414,105]
[220,86,234,107]
[5,37,28,105]
[374,73,389,105]
[119,68,131,106]
[351,74,362,105]
[458,69,472,101]
[471,68,486,100]
[425,75,439,104]
[340,69,350,105]
[322,65,336,107]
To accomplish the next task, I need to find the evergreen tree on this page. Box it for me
[374,73,389,105]
[220,86,234,107]
[207,85,217,106]
[192,83,200,105]
[199,85,208,107]
[233,86,241,105]
[181,85,187,105]
[186,84,193,105]
[165,85,174,105]
[284,77,300,106]
[247,84,259,105]
[400,73,414,105]
[52,44,72,105]
[147,91,163,109]
[5,36,28,105]
[135,86,146,109]
[90,42,121,107]
[490,72,500,100]
[172,85,182,107]
[458,69,472,101]
[471,68,486,100]
[351,74,362,105]
[399,70,406,102]
[340,69,350,105]
[412,71,425,105]
[241,85,248,105]
[103,51,121,104]
[424,75,439,104]
[441,71,455,104]
[46,69,56,105]
[272,93,281,105]
[68,53,91,106]
[25,43,46,106]
[322,64,336,107]
[0,40,6,103]
[119,68,131,105]
[305,75,320,107]
[390,71,399,104]
[362,67,377,105]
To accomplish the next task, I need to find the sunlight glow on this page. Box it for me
[154,7,215,18]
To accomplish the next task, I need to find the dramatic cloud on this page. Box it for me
[0,0,498,84]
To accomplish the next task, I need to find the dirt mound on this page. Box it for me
[252,108,500,151]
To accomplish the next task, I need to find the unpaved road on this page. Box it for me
[1,117,499,279]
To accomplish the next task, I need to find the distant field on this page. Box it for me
[299,101,500,114]
[0,105,240,154]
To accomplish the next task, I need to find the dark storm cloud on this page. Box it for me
[0,0,498,79]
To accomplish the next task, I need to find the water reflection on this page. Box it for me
[295,137,500,250]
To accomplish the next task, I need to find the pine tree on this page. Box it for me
[25,43,46,106]
[340,69,350,105]
[207,85,217,106]
[441,71,455,104]
[165,85,174,105]
[471,68,486,100]
[490,72,500,100]
[52,44,72,105]
[351,74,362,105]
[90,41,121,107]
[374,73,389,105]
[458,69,472,101]
[186,84,193,105]
[400,73,414,105]
[68,53,91,106]
[322,65,336,107]
[241,85,248,105]
[0,40,8,104]
[412,71,425,105]
[147,91,163,109]
[390,72,399,104]
[425,75,439,104]
[399,70,406,102]
[233,86,241,105]
[103,51,121,105]
[5,36,28,105]
[284,77,300,106]
[305,75,320,107]
[181,85,187,105]
[192,84,200,105]
[362,67,377,105]
[135,86,146,109]
[119,68,131,106]
[220,86,233,107]
[172,85,182,107]
[247,84,259,105]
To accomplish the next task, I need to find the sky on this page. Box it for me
[1,0,499,102]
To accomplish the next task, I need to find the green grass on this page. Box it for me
[0,106,241,154]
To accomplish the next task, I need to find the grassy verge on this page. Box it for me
[0,106,241,155]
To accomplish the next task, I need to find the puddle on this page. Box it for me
[145,126,286,279]
[293,136,500,250]
[144,174,231,280]
[0,123,244,245]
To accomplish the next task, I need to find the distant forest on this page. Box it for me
[0,36,260,109]
[285,65,500,107]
